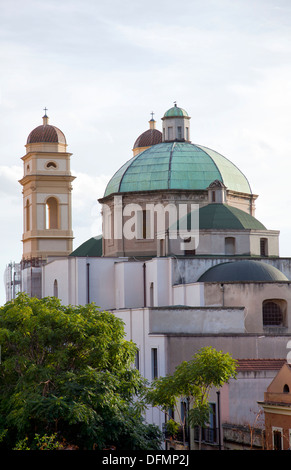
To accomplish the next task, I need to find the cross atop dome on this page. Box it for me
[43,107,49,125]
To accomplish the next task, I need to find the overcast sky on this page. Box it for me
[1,0,291,304]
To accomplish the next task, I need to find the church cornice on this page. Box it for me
[21,151,72,160]
[19,174,76,186]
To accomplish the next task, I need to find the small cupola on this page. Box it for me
[132,113,162,156]
[162,102,191,143]
[26,109,67,147]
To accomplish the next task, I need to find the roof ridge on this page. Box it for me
[167,142,176,189]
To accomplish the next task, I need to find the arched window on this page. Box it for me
[53,279,58,298]
[263,299,286,327]
[283,384,289,393]
[46,197,59,229]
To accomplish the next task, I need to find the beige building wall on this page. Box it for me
[203,281,291,333]
[169,229,279,257]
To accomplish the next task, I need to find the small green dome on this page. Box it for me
[163,105,189,118]
[198,260,288,282]
[70,235,102,257]
[103,142,251,197]
[198,204,265,230]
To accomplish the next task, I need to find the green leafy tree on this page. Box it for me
[0,293,162,450]
[146,346,237,448]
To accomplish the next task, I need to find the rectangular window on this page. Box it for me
[225,237,235,255]
[260,238,268,256]
[135,349,140,370]
[177,126,182,139]
[142,210,147,239]
[137,209,152,240]
[151,348,158,379]
[208,403,217,443]
[168,127,173,140]
[273,427,283,450]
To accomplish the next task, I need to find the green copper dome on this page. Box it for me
[198,260,288,283]
[163,105,189,118]
[70,235,103,257]
[103,142,252,197]
[174,203,266,231]
[199,204,265,230]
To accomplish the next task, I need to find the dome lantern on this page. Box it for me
[162,102,191,143]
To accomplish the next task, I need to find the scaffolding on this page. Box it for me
[4,262,22,301]
[20,257,45,299]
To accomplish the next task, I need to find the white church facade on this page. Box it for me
[6,104,291,449]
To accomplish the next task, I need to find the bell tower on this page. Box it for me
[19,111,75,265]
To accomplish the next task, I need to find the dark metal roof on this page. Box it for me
[198,204,266,230]
[173,204,266,231]
[198,260,288,282]
[70,235,103,257]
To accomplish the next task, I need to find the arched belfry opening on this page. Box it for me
[46,197,59,229]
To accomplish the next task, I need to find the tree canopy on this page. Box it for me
[0,294,161,450]
[146,346,237,446]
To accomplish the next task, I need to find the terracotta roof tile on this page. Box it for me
[133,128,162,149]
[27,125,66,144]
[236,359,286,372]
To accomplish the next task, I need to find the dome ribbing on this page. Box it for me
[133,128,162,149]
[27,115,66,145]
[104,142,251,197]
